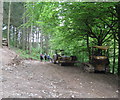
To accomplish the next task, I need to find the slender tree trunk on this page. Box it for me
[98,40,102,55]
[25,17,28,51]
[24,28,27,50]
[38,30,41,53]
[27,28,29,52]
[36,27,39,48]
[19,29,22,49]
[32,28,34,46]
[28,25,32,54]
[25,28,27,50]
[40,34,43,54]
[11,25,14,46]
[7,2,11,48]
[15,28,18,48]
[27,27,30,53]
[18,29,22,49]
[0,1,3,48]
[87,34,91,61]
[36,27,38,47]
[9,25,12,45]
[44,35,49,54]
[22,16,25,50]
[113,34,116,74]
[13,26,15,47]
[83,51,84,62]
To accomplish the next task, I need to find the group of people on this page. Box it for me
[40,54,51,62]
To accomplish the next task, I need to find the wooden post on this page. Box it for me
[0,0,3,48]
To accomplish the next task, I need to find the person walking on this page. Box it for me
[48,55,52,62]
[44,54,47,61]
[47,55,50,61]
[40,54,43,62]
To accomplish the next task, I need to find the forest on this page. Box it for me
[3,2,120,74]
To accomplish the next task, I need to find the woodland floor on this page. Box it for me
[0,47,118,98]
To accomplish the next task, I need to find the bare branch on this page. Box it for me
[85,22,98,39]
[102,34,113,43]
[108,7,117,18]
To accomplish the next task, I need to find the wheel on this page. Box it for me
[60,63,64,66]
[53,60,56,64]
[69,63,74,66]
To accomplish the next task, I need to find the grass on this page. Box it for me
[15,48,40,60]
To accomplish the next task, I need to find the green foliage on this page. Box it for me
[3,2,24,27]
[16,48,40,60]
[6,2,119,74]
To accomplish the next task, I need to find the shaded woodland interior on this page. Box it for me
[2,2,120,74]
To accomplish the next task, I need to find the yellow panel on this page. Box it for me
[93,46,109,50]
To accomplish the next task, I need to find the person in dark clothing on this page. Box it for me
[47,55,50,61]
[40,54,43,62]
[47,55,52,62]
[44,54,47,61]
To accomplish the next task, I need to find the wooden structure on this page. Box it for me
[83,46,110,73]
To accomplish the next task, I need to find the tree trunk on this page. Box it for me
[32,28,34,46]
[25,17,28,51]
[28,25,32,54]
[44,35,49,54]
[113,34,116,74]
[19,29,22,49]
[28,27,30,53]
[13,26,15,47]
[9,25,12,45]
[15,28,18,48]
[87,34,91,61]
[40,34,43,54]
[7,2,11,48]
[11,25,14,46]
[25,28,27,50]
[116,3,120,75]
[97,39,102,55]
[36,27,39,48]
[0,1,3,48]
[22,16,25,50]
[27,28,29,52]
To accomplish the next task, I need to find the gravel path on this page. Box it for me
[1,47,118,98]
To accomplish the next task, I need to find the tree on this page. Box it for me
[22,3,26,50]
[0,1,3,48]
[7,1,11,48]
[115,2,120,75]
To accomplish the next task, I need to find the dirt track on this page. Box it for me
[1,47,118,98]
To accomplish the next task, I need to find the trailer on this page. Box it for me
[52,50,78,66]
